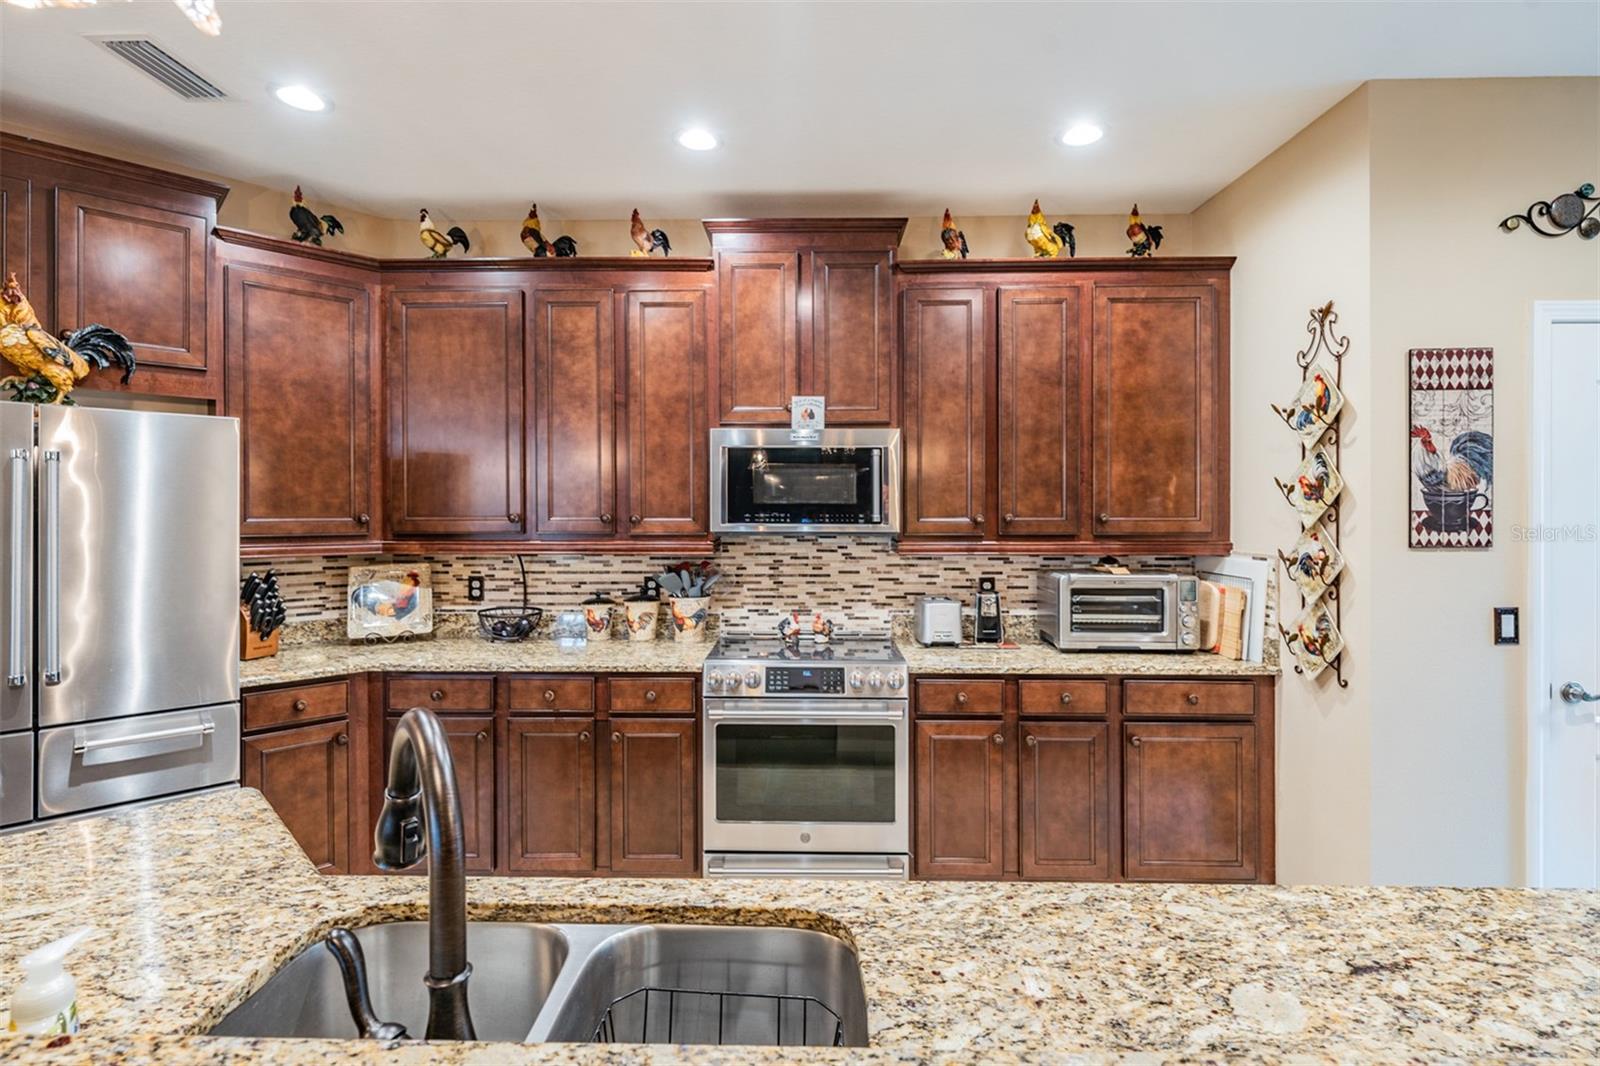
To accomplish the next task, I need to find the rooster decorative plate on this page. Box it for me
[348,564,434,640]
[1272,361,1344,447]
[1278,448,1343,528]
[1281,599,1344,680]
[1281,522,1345,602]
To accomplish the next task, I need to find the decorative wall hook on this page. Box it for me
[1500,183,1599,239]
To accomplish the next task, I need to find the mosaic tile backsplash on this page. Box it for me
[243,538,1214,636]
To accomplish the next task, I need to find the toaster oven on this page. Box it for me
[1037,572,1200,652]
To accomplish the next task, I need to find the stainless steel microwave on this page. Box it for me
[1038,571,1200,652]
[710,427,901,534]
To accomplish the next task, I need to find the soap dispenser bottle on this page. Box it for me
[7,927,95,1035]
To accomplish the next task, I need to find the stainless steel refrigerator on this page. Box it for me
[0,403,240,829]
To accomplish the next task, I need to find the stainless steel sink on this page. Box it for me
[211,922,868,1048]
[211,921,568,1041]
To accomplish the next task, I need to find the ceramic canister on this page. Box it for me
[668,595,711,643]
[622,597,659,642]
[581,592,617,641]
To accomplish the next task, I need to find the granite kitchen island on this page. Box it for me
[1,789,1595,1064]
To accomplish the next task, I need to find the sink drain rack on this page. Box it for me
[590,985,845,1047]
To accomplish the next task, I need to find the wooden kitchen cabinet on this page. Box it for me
[808,250,894,424]
[715,250,798,424]
[533,287,616,536]
[243,718,351,874]
[1019,721,1111,880]
[997,286,1084,538]
[1123,721,1257,882]
[506,716,596,873]
[0,171,45,323]
[386,284,528,537]
[914,719,1005,879]
[224,256,378,541]
[608,717,697,876]
[1090,282,1221,538]
[900,287,987,537]
[624,288,710,536]
[383,711,496,874]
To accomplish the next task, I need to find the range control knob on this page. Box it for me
[886,672,905,691]
[745,669,762,690]
[725,672,742,691]
[866,670,885,690]
[706,671,725,691]
[848,670,866,691]
[1181,632,1197,646]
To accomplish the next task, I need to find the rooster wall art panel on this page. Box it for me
[348,565,434,640]
[1408,348,1494,548]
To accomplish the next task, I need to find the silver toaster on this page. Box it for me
[1038,571,1200,652]
[914,597,962,646]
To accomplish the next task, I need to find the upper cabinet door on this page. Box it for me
[808,250,893,424]
[1,172,46,328]
[387,286,527,536]
[901,287,987,537]
[997,286,1084,538]
[533,288,617,537]
[624,288,708,537]
[54,186,208,372]
[716,251,798,423]
[1090,283,1219,537]
[225,263,374,539]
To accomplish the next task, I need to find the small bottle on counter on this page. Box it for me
[7,927,95,1036]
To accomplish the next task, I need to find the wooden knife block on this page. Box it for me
[240,604,281,661]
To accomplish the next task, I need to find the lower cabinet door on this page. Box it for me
[608,717,697,876]
[385,712,496,874]
[507,716,597,873]
[1019,722,1111,880]
[914,720,1005,879]
[243,719,350,874]
[1123,722,1258,881]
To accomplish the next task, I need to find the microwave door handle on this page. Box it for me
[870,449,881,523]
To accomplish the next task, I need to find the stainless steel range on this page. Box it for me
[702,635,909,880]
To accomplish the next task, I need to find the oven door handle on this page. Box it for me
[704,701,906,722]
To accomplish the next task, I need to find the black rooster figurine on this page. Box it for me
[629,209,671,257]
[288,186,344,245]
[519,204,579,258]
[1126,204,1164,258]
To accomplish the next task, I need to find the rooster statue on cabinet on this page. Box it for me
[1126,204,1164,257]
[1024,200,1076,258]
[0,272,136,404]
[288,186,344,245]
[940,208,969,259]
[630,210,671,256]
[520,204,578,258]
[418,209,471,258]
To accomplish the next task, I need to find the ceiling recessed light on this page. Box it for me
[274,85,328,112]
[1060,123,1103,147]
[676,127,718,151]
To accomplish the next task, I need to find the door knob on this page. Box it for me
[612,731,622,743]
[600,513,613,524]
[1098,513,1110,523]
[1186,693,1201,706]
[1003,513,1014,523]
[508,512,521,523]
[973,513,985,524]
[1059,692,1072,705]
[358,513,370,525]
[630,514,642,524]
[992,732,1004,745]
[1560,682,1600,704]
[579,730,590,743]
[544,689,556,702]
[1024,734,1037,747]
[430,690,444,702]
[1129,735,1143,747]
[475,731,488,742]
[335,733,349,746]
[293,699,308,713]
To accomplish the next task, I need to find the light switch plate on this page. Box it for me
[1494,606,1519,645]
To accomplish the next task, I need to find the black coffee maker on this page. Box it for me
[974,576,1003,644]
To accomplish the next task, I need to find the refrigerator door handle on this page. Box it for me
[42,448,60,686]
[7,448,26,688]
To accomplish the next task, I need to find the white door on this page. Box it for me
[1531,301,1600,888]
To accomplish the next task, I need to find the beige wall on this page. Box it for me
[1192,87,1375,885]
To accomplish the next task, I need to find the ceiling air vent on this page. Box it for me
[92,37,227,100]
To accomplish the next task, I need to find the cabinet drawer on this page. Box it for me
[1018,680,1109,717]
[915,679,1004,716]
[1123,680,1255,718]
[609,677,696,715]
[244,680,349,733]
[507,677,596,714]
[387,676,495,713]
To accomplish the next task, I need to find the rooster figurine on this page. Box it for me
[288,186,344,245]
[519,204,578,258]
[0,273,135,405]
[940,208,969,259]
[418,209,470,258]
[1024,200,1076,258]
[1126,203,1164,258]
[1411,426,1493,493]
[629,209,671,257]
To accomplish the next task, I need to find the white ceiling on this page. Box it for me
[2,1,1595,220]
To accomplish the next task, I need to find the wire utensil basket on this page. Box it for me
[590,986,845,1047]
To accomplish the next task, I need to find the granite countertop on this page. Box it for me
[3,789,1597,1064]
[894,638,1279,677]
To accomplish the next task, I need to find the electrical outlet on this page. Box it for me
[467,575,486,602]
[1494,606,1519,645]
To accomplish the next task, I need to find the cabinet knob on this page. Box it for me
[600,513,613,525]
[1098,513,1110,523]
[992,732,1004,745]
[543,689,556,702]
[612,731,622,743]
[956,691,969,704]
[358,513,370,525]
[579,730,590,743]
[630,514,642,525]
[973,513,985,524]
[293,699,308,713]
[784,400,793,411]
[508,512,521,524]
[430,689,445,702]
[644,689,658,702]
[335,733,349,746]
[1129,735,1143,747]
[1059,692,1072,705]
[1003,513,1014,524]
[1186,693,1201,706]
[475,730,488,742]
[1025,734,1037,747]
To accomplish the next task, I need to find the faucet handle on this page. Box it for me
[324,928,409,1041]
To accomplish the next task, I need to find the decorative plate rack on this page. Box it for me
[1270,301,1350,687]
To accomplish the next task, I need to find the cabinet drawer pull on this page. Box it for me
[1059,692,1072,705]
[600,513,613,524]
[644,690,657,702]
[612,731,622,743]
[335,733,349,746]
[508,512,521,524]
[579,730,590,742]
[956,691,969,705]
[358,513,370,525]
[1098,512,1110,523]
[1025,734,1037,747]
[630,514,642,524]
[293,699,308,713]
[543,689,556,702]
[430,689,445,702]
[992,732,1004,745]
[1186,693,1201,706]
[973,513,985,524]
[1003,513,1015,523]
[1129,735,1142,747]
[475,730,488,742]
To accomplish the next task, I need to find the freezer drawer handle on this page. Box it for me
[41,449,60,686]
[7,449,26,688]
[73,713,216,756]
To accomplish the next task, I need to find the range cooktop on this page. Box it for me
[706,635,903,664]
[703,634,907,697]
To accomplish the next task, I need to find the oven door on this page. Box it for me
[710,429,901,534]
[702,700,909,855]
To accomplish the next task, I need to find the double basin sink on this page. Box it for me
[212,921,869,1048]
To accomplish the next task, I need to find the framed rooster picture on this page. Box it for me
[347,564,434,640]
[1408,348,1493,548]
